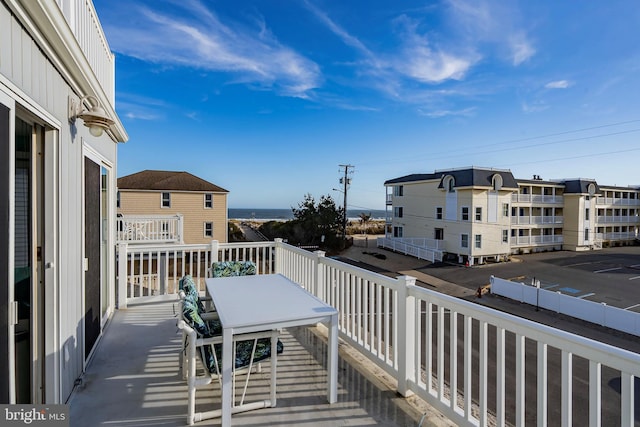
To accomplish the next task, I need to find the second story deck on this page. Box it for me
[107,239,639,426]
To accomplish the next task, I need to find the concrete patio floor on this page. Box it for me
[68,297,453,427]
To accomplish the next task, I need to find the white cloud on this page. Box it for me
[105,1,321,98]
[446,0,536,66]
[545,80,572,89]
[509,32,536,65]
[418,106,477,118]
[521,100,548,113]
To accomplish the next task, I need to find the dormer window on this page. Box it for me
[446,176,455,192]
[492,174,503,191]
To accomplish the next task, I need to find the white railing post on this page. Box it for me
[177,214,184,243]
[210,240,219,264]
[117,242,128,309]
[314,250,326,300]
[397,275,416,397]
[274,238,284,274]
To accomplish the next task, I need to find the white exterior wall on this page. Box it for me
[388,180,513,259]
[1,0,123,403]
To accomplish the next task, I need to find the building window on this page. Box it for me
[502,230,509,243]
[475,234,482,248]
[394,206,403,218]
[447,177,455,192]
[584,228,589,241]
[204,222,213,237]
[435,228,444,240]
[204,193,213,209]
[393,226,403,238]
[394,185,404,196]
[585,208,590,221]
[436,207,443,220]
[461,207,469,221]
[116,191,120,208]
[461,234,469,248]
[161,192,171,208]
[503,203,509,217]
[475,207,482,221]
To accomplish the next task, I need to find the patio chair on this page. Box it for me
[179,274,213,312]
[177,293,283,425]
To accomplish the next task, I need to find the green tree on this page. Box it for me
[291,194,344,247]
[259,194,344,251]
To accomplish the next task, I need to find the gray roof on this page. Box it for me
[118,170,228,193]
[562,179,600,194]
[385,167,518,189]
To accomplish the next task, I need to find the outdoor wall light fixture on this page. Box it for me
[68,94,114,137]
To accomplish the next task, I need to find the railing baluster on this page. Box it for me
[426,301,433,394]
[437,305,445,401]
[516,333,525,427]
[537,342,547,427]
[450,310,458,412]
[561,350,572,426]
[479,320,487,427]
[464,315,472,421]
[384,287,390,366]
[495,326,505,426]
[589,360,601,427]
[415,298,424,388]
[621,372,633,427]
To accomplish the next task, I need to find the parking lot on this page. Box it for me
[416,245,640,312]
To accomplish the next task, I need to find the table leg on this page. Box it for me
[327,313,338,403]
[221,328,233,427]
[270,334,277,407]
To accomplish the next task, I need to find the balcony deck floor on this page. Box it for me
[69,298,450,427]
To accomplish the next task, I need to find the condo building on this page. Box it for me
[384,167,640,266]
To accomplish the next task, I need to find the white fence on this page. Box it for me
[117,240,639,426]
[490,275,640,338]
[376,237,443,263]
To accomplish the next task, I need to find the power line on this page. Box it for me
[358,119,640,167]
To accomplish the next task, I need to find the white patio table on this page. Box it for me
[205,273,339,427]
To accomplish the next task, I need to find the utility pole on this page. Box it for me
[338,164,354,244]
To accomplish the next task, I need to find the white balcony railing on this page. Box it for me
[596,215,639,224]
[602,231,638,241]
[511,215,564,225]
[115,239,638,426]
[511,235,563,246]
[116,215,184,244]
[595,197,640,206]
[511,194,563,204]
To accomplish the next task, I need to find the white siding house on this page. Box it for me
[1,0,127,404]
[385,168,640,264]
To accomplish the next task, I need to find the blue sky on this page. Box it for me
[93,0,640,210]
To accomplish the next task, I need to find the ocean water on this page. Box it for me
[229,208,386,221]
